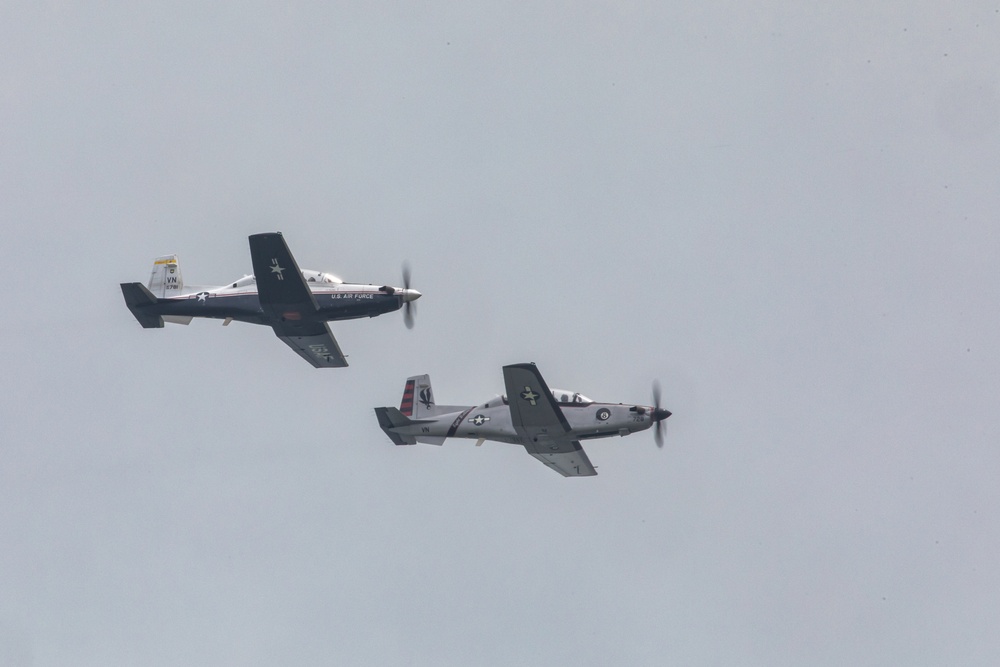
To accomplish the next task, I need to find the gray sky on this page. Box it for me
[2,2,999,665]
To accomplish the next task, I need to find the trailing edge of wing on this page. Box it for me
[248,232,318,311]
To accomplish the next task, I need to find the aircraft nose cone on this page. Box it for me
[653,408,672,422]
[402,289,422,303]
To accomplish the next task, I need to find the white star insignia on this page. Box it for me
[270,258,285,280]
[520,387,539,405]
[470,414,490,426]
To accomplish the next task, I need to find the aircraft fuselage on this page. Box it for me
[390,400,656,446]
[148,283,406,326]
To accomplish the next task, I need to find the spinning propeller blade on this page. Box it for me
[651,381,672,448]
[402,263,416,329]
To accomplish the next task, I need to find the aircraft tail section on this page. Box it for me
[375,406,447,446]
[375,407,420,446]
[120,282,164,328]
[147,254,183,298]
[391,375,469,446]
[399,374,465,418]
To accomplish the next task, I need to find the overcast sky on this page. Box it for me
[2,2,999,665]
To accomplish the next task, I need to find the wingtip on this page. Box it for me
[248,231,283,242]
[504,361,538,371]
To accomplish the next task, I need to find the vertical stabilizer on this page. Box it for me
[391,374,469,447]
[400,374,436,419]
[148,255,183,298]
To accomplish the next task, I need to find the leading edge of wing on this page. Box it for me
[273,320,348,368]
[248,232,318,311]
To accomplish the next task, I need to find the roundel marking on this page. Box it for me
[596,408,611,421]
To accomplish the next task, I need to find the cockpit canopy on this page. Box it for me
[550,389,593,405]
[236,270,342,288]
[499,389,593,406]
[302,270,342,284]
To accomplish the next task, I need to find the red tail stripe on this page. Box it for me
[400,380,415,416]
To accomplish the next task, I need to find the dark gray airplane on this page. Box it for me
[121,232,420,367]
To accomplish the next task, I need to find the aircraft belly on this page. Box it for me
[164,306,256,320]
[458,427,520,443]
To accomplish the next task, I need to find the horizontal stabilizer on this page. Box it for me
[375,407,417,445]
[375,406,436,446]
[120,282,163,329]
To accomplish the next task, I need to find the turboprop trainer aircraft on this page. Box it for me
[120,232,420,367]
[375,363,671,476]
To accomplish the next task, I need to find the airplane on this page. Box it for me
[374,362,671,476]
[120,232,421,367]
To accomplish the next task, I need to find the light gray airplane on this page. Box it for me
[375,363,671,477]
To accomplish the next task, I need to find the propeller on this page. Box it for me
[651,381,672,448]
[402,262,416,329]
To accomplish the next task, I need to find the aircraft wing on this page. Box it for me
[502,363,597,477]
[526,442,597,477]
[248,232,319,313]
[272,320,348,368]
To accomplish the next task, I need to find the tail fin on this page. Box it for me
[399,374,468,419]
[401,374,436,419]
[395,374,465,446]
[148,255,183,297]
